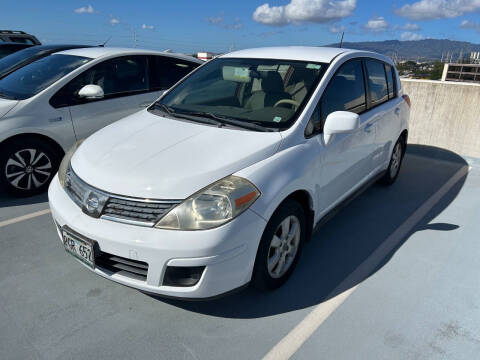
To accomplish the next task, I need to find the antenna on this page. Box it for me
[339,31,345,48]
[99,36,112,47]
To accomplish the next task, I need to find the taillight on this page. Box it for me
[402,94,411,108]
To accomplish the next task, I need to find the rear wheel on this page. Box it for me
[0,139,61,196]
[380,137,405,185]
[252,199,306,290]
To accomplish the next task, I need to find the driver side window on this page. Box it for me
[50,56,148,108]
[320,60,366,123]
[305,59,366,137]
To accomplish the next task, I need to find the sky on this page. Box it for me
[2,0,480,53]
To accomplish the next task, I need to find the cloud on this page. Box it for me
[253,0,356,26]
[329,24,346,33]
[206,16,243,30]
[142,24,154,30]
[110,17,120,25]
[403,23,421,30]
[207,16,223,25]
[401,31,425,40]
[395,0,480,20]
[74,5,94,14]
[364,16,389,32]
[460,19,480,31]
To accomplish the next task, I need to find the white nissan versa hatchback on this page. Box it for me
[49,47,410,299]
[0,47,201,196]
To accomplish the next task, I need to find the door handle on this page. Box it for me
[364,123,373,133]
[394,108,400,116]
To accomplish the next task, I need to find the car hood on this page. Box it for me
[71,110,283,199]
[0,98,18,118]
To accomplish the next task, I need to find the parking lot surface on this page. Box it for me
[1,144,478,360]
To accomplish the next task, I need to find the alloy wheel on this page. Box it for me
[267,215,301,279]
[5,148,52,190]
[390,142,402,179]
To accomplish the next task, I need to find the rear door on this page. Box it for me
[364,59,398,171]
[148,55,199,95]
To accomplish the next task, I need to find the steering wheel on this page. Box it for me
[274,99,301,109]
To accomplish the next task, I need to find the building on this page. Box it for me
[441,63,480,83]
[470,52,480,64]
[196,52,216,61]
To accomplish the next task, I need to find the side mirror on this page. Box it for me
[323,111,360,145]
[78,84,104,100]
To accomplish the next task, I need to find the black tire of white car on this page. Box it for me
[381,136,406,185]
[0,138,61,197]
[252,199,306,290]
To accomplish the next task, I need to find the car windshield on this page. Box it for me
[0,46,43,76]
[0,54,90,100]
[155,58,326,130]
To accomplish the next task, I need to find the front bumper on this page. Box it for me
[48,176,267,299]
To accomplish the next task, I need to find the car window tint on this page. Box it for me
[385,64,396,99]
[320,60,366,122]
[149,56,199,90]
[366,59,388,105]
[10,37,34,45]
[0,54,90,100]
[71,56,148,96]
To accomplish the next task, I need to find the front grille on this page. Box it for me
[101,197,180,226]
[96,252,149,282]
[65,166,181,227]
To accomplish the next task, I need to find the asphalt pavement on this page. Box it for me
[0,144,478,360]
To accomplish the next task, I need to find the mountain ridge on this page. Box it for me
[326,39,480,61]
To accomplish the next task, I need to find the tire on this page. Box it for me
[380,136,406,185]
[251,199,306,290]
[0,138,61,196]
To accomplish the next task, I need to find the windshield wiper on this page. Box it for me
[153,104,223,127]
[179,111,274,132]
[153,103,176,116]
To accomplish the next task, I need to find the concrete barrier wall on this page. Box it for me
[401,79,480,158]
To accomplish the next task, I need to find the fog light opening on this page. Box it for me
[163,266,205,287]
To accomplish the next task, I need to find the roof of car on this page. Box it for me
[54,47,202,63]
[221,46,368,63]
[27,44,93,51]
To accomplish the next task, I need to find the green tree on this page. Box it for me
[429,62,444,80]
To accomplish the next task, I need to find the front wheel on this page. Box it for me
[251,199,306,290]
[0,139,61,196]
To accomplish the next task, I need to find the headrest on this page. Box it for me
[261,71,284,93]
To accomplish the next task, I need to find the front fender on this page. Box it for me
[235,143,318,224]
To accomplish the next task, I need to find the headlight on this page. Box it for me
[155,176,260,230]
[58,140,83,187]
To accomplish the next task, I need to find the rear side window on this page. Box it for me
[10,37,34,45]
[149,56,199,91]
[365,60,388,106]
[320,59,366,122]
[385,64,396,99]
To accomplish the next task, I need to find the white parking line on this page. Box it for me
[263,164,470,360]
[0,209,51,229]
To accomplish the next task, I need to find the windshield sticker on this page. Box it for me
[273,116,282,123]
[306,63,321,70]
[234,67,250,79]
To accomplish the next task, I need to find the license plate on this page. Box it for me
[62,229,95,269]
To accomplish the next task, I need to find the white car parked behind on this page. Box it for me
[0,47,201,196]
[49,47,410,299]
